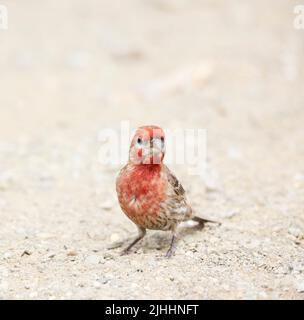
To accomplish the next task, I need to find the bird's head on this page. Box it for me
[129,125,165,165]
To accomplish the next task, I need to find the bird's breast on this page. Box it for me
[116,164,167,226]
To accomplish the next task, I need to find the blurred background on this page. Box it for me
[0,0,303,299]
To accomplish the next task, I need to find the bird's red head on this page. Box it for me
[129,125,165,165]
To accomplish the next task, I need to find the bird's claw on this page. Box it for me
[120,248,132,256]
[165,249,174,258]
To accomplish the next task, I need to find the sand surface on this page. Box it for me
[0,0,304,299]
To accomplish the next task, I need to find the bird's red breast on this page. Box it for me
[116,163,167,228]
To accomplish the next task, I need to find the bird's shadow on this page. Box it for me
[144,223,209,251]
[107,223,218,253]
[108,222,214,253]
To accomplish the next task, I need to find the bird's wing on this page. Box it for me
[167,167,186,196]
[162,165,192,221]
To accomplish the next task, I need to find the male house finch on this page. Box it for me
[116,125,215,257]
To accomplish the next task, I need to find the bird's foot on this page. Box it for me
[120,248,132,256]
[165,234,177,258]
[165,247,175,258]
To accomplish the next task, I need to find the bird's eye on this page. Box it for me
[137,137,142,144]
[161,136,165,143]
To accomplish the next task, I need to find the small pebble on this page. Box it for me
[85,255,100,265]
[296,281,304,293]
[3,252,12,259]
[101,200,113,210]
[110,233,120,242]
[222,209,239,218]
[288,226,302,238]
[67,251,78,257]
[21,250,32,257]
[103,253,114,260]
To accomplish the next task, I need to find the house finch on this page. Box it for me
[116,125,216,257]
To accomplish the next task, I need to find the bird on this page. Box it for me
[116,125,217,257]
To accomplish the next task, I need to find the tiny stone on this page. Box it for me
[296,281,304,293]
[21,250,31,258]
[104,253,114,260]
[67,251,78,256]
[222,209,240,219]
[101,200,113,210]
[3,252,12,259]
[288,226,302,238]
[85,255,100,265]
[110,233,120,242]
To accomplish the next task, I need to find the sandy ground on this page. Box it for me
[0,0,304,299]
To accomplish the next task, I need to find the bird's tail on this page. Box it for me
[192,216,221,225]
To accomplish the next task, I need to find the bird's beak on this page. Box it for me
[143,137,164,164]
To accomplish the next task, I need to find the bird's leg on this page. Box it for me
[165,228,178,258]
[121,227,146,255]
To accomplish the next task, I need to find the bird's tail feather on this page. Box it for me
[192,216,221,225]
